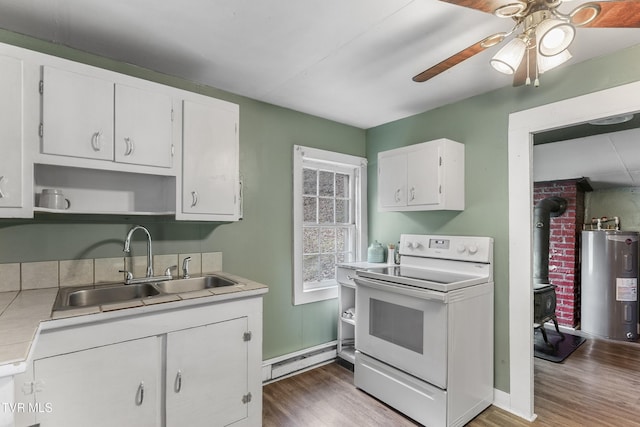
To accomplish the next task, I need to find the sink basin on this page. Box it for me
[155,275,237,294]
[55,283,160,310]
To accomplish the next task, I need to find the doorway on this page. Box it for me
[507,80,640,421]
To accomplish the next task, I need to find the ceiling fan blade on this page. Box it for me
[413,33,505,82]
[573,1,640,28]
[439,0,518,14]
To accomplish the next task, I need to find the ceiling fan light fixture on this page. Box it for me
[538,49,572,74]
[537,19,575,56]
[494,2,528,18]
[490,37,527,75]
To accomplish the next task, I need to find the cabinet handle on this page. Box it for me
[175,370,182,393]
[409,187,415,201]
[136,381,144,406]
[191,191,199,207]
[0,176,5,199]
[91,131,102,152]
[394,188,401,203]
[124,137,134,156]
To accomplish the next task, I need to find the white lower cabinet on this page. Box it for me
[34,337,161,427]
[336,267,356,363]
[166,318,249,427]
[15,296,262,427]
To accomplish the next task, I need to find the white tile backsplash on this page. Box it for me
[0,263,20,292]
[0,251,223,291]
[154,254,179,277]
[95,257,125,284]
[21,261,59,290]
[59,259,94,287]
[202,252,222,274]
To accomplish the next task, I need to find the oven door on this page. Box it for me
[355,276,448,389]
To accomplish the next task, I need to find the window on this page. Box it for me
[293,145,367,305]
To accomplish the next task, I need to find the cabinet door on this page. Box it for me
[42,66,114,161]
[34,337,161,427]
[378,151,407,208]
[115,84,173,168]
[0,55,23,208]
[407,143,441,206]
[166,318,249,427]
[182,99,238,218]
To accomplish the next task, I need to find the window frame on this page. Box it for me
[292,145,367,305]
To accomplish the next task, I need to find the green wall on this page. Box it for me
[366,44,640,392]
[0,30,366,360]
[586,188,640,232]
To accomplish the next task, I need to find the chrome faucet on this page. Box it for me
[182,256,192,279]
[123,225,154,278]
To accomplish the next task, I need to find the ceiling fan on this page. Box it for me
[413,0,640,87]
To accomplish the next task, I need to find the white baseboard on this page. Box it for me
[492,388,538,422]
[262,341,337,384]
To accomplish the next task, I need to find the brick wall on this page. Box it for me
[534,179,588,328]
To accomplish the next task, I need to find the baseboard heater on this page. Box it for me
[262,341,337,383]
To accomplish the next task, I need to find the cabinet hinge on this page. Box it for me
[171,144,175,157]
[39,123,43,138]
[22,380,45,395]
[439,156,443,166]
[242,392,252,404]
[243,331,252,342]
[439,185,442,194]
[39,80,43,95]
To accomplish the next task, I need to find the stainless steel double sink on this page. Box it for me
[53,275,237,311]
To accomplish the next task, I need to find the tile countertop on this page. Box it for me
[0,272,268,377]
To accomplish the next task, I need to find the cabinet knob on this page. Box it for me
[136,381,145,406]
[124,137,135,156]
[191,191,199,207]
[0,176,5,199]
[91,131,102,151]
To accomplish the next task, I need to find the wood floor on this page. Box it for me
[263,337,640,426]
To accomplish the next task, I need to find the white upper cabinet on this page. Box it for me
[42,66,174,169]
[378,150,407,209]
[0,55,24,211]
[42,66,115,161]
[179,98,239,221]
[114,84,173,168]
[378,138,464,211]
[0,42,240,220]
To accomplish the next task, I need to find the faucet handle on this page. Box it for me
[164,265,177,277]
[182,257,192,279]
[119,270,133,284]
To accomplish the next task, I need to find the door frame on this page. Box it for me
[507,80,640,420]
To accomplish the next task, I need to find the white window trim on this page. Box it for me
[293,145,368,305]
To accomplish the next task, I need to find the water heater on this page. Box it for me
[581,230,639,341]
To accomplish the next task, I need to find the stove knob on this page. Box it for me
[456,244,466,253]
[468,244,478,255]
[411,241,422,249]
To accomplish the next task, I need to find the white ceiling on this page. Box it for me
[534,127,640,189]
[0,0,639,129]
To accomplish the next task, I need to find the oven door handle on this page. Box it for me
[354,277,447,302]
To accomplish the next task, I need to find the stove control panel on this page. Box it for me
[400,234,493,263]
